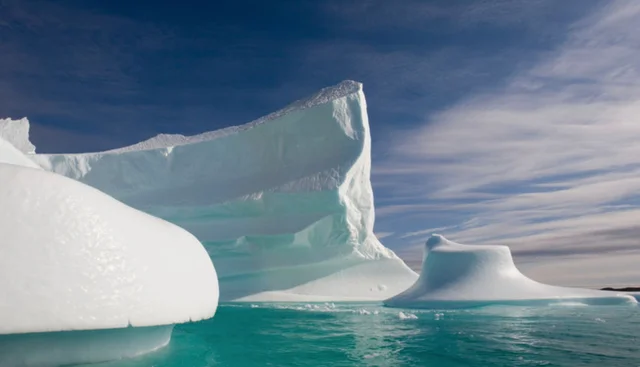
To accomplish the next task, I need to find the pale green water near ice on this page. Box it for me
[91,302,640,367]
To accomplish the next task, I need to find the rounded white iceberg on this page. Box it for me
[0,162,218,365]
[384,234,637,308]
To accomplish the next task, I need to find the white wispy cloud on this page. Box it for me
[374,232,395,240]
[376,0,640,285]
[518,250,640,287]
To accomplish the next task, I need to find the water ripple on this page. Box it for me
[89,303,640,367]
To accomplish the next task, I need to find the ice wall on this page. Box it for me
[384,235,638,308]
[25,80,418,301]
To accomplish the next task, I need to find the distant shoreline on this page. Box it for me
[600,287,640,292]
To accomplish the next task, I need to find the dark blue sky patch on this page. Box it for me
[0,0,602,153]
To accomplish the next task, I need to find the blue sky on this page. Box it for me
[2,0,639,285]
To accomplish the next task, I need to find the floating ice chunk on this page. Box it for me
[550,302,588,307]
[398,312,418,320]
[29,81,418,302]
[384,235,638,309]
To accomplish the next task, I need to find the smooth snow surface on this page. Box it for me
[28,80,418,301]
[0,325,173,367]
[384,235,638,309]
[0,163,218,334]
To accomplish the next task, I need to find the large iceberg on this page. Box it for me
[0,137,219,366]
[384,235,638,308]
[21,80,417,301]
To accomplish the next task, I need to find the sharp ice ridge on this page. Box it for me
[103,80,364,154]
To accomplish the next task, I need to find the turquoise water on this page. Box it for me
[93,303,639,367]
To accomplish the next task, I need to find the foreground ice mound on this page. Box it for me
[0,160,218,365]
[384,235,637,309]
[25,80,417,301]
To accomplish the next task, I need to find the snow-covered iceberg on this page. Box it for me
[0,117,36,155]
[0,119,40,169]
[0,138,219,366]
[21,80,417,301]
[384,235,638,309]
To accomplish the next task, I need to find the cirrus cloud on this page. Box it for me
[375,0,640,286]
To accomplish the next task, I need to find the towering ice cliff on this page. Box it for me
[0,135,219,366]
[384,235,637,308]
[18,80,417,301]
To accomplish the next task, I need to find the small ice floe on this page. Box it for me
[398,311,418,320]
[364,353,381,359]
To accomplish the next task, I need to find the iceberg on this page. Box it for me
[0,117,36,155]
[384,235,638,309]
[0,142,219,366]
[0,120,40,169]
[19,80,417,302]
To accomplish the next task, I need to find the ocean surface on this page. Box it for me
[91,302,640,367]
